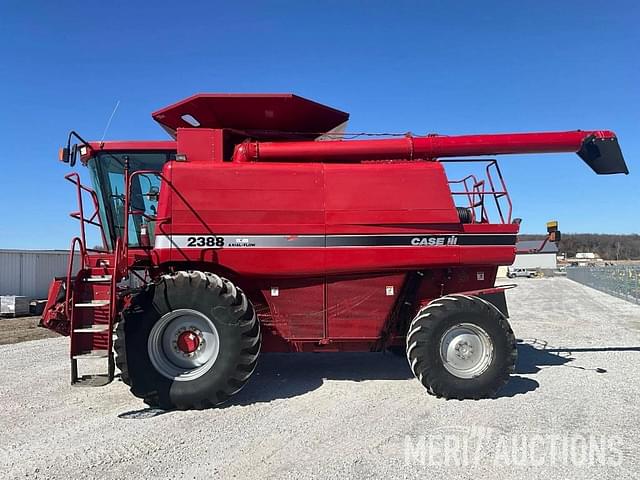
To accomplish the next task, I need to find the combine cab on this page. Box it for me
[41,93,628,409]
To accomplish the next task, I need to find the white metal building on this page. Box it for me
[511,240,558,270]
[0,250,79,299]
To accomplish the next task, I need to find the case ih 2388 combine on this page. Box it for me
[41,94,628,409]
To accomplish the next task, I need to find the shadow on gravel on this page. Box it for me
[118,407,174,420]
[495,339,581,398]
[118,342,640,415]
[495,375,539,397]
[118,352,413,417]
[515,338,637,376]
[220,352,413,408]
[516,339,573,375]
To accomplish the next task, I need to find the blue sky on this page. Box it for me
[0,1,637,249]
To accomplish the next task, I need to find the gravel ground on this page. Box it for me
[1,277,639,479]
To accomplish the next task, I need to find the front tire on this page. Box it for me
[117,271,260,409]
[406,295,516,400]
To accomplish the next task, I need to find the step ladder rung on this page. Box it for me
[84,275,112,283]
[73,325,110,333]
[73,350,110,360]
[73,374,112,387]
[74,300,110,308]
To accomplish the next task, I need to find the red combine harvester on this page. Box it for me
[41,94,628,409]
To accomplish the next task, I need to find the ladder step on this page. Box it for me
[73,325,110,333]
[73,350,110,359]
[74,300,110,308]
[72,374,113,387]
[84,275,112,283]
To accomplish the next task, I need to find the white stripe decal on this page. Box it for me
[154,235,324,249]
[153,233,517,249]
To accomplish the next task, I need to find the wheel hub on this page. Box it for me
[439,323,494,379]
[176,330,201,354]
[454,340,473,360]
[148,309,220,382]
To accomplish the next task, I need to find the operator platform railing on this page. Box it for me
[64,173,121,331]
[64,170,99,328]
[444,159,513,224]
[65,172,108,260]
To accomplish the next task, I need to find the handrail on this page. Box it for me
[471,179,488,223]
[65,237,84,318]
[65,172,108,251]
[65,236,85,335]
[110,237,124,331]
[449,174,480,217]
[66,174,87,252]
[486,160,512,223]
[446,159,513,224]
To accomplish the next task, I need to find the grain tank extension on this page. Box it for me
[42,94,628,409]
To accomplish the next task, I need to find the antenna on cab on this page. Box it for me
[99,100,121,148]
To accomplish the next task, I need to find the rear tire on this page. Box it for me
[116,271,260,410]
[406,295,516,400]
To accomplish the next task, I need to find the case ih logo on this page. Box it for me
[411,236,458,246]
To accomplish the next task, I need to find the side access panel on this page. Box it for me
[326,273,406,339]
[260,279,325,340]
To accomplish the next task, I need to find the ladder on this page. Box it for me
[66,236,125,387]
[69,263,117,386]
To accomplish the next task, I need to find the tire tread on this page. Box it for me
[115,270,261,410]
[406,294,516,400]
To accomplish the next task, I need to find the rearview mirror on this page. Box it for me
[59,145,79,166]
[69,144,78,167]
[58,147,70,163]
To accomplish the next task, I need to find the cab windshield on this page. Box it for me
[87,151,173,250]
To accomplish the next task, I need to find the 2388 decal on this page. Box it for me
[186,236,224,247]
